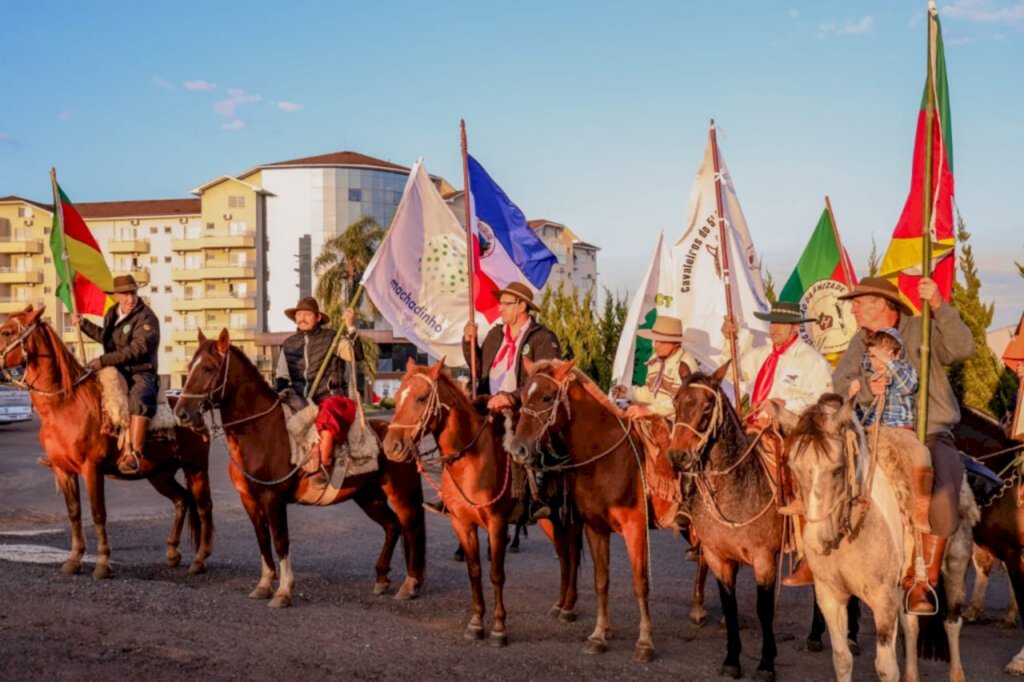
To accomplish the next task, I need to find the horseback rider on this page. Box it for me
[72,274,160,475]
[611,316,697,420]
[833,276,974,613]
[450,281,562,522]
[274,296,363,487]
[720,301,834,587]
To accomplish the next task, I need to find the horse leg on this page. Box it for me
[81,463,111,580]
[624,521,654,663]
[265,496,293,608]
[1004,574,1022,628]
[147,470,189,568]
[716,561,743,679]
[54,468,85,575]
[900,611,921,682]
[806,594,827,653]
[964,544,994,623]
[582,525,611,655]
[453,519,486,641]
[691,554,710,625]
[183,467,214,574]
[354,490,401,597]
[486,517,509,647]
[866,583,901,682]
[814,583,854,682]
[560,517,583,622]
[1004,559,1024,676]
[753,574,777,679]
[240,493,276,599]
[380,471,426,601]
[847,597,862,654]
[538,518,568,617]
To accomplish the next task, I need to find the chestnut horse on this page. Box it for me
[508,359,658,662]
[667,362,781,681]
[0,305,213,578]
[381,359,582,647]
[173,329,425,607]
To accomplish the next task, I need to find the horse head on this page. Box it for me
[783,393,860,555]
[174,329,232,429]
[507,358,577,467]
[382,357,448,463]
[0,304,46,373]
[667,361,728,479]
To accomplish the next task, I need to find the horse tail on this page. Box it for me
[185,489,202,553]
[917,576,951,662]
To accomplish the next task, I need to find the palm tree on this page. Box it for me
[314,215,385,395]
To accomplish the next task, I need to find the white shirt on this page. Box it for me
[721,328,833,414]
[488,319,530,394]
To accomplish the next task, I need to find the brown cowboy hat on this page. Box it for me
[636,316,688,343]
[104,274,142,294]
[837,276,913,316]
[285,296,329,324]
[491,281,539,312]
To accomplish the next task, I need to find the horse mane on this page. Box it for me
[788,394,848,461]
[531,359,626,418]
[38,320,87,396]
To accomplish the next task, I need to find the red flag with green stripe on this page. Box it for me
[779,206,856,303]
[879,5,955,313]
[49,183,114,316]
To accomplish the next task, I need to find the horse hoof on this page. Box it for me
[187,561,206,575]
[61,560,81,575]
[558,610,577,624]
[489,632,508,647]
[582,638,607,655]
[394,582,419,601]
[690,607,709,625]
[548,606,562,619]
[720,664,742,679]
[509,545,520,554]
[91,564,111,580]
[752,669,775,682]
[802,639,824,653]
[464,625,485,641]
[632,644,655,663]
[1005,658,1024,676]
[268,595,291,609]
[373,580,391,596]
[166,550,182,567]
[248,586,273,600]
[848,639,861,656]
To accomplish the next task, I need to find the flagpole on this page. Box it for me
[917,3,938,442]
[824,195,854,286]
[50,168,87,364]
[306,284,366,401]
[460,119,478,399]
[708,119,744,413]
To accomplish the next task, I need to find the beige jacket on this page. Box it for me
[631,346,698,419]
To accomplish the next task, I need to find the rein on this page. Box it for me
[0,319,94,396]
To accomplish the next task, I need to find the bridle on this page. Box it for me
[518,371,573,435]
[0,319,38,362]
[0,318,93,396]
[670,381,724,459]
[178,345,281,432]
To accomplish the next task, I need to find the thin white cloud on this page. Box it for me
[788,8,800,18]
[942,0,1024,24]
[276,101,303,113]
[184,79,217,91]
[152,76,175,90]
[214,88,262,118]
[222,119,247,131]
[946,34,975,44]
[57,110,73,123]
[818,16,874,38]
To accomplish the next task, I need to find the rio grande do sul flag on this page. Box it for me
[779,205,856,303]
[879,1,955,313]
[361,159,471,367]
[49,181,114,316]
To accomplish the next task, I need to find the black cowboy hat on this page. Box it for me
[754,301,815,324]
[284,296,329,324]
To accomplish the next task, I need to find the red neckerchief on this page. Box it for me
[492,321,527,370]
[751,334,798,404]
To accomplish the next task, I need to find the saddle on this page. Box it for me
[96,368,178,445]
[631,415,683,529]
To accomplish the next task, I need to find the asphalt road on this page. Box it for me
[2,415,1023,681]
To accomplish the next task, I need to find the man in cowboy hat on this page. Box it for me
[721,301,834,587]
[454,281,561,521]
[72,274,161,475]
[275,296,362,487]
[612,316,698,420]
[834,276,973,613]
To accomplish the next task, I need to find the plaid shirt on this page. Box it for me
[859,352,919,429]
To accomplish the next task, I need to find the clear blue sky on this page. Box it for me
[2,0,1022,327]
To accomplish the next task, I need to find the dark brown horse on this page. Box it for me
[173,329,425,607]
[667,362,781,681]
[381,359,582,646]
[0,305,214,578]
[508,359,658,662]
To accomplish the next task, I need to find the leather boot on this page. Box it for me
[912,466,934,533]
[903,533,946,614]
[118,416,149,475]
[782,514,814,587]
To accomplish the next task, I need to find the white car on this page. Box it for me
[0,385,33,424]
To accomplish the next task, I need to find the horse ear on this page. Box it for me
[677,360,692,380]
[26,305,45,323]
[197,329,207,343]
[772,403,800,436]
[552,358,578,382]
[405,356,418,373]
[23,303,34,313]
[427,359,444,380]
[839,395,857,424]
[523,356,535,375]
[711,360,731,385]
[217,328,230,353]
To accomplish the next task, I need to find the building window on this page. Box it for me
[43,227,50,234]
[164,286,172,293]
[164,346,172,353]
[164,256,172,263]
[164,316,172,323]
[164,226,172,234]
[150,226,158,234]
[17,207,30,218]
[150,256,158,264]
[228,196,246,208]
[44,287,51,293]
[43,257,51,264]
[206,222,215,231]
[348,188,362,202]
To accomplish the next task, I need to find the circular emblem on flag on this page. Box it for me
[798,279,857,356]
[476,220,496,259]
[419,234,468,296]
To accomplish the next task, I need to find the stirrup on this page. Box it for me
[903,582,939,616]
[117,449,142,475]
[309,464,331,488]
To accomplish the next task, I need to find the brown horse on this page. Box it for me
[381,359,582,647]
[0,305,213,578]
[667,362,781,681]
[507,359,657,662]
[173,329,425,607]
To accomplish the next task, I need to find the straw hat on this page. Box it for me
[285,296,329,324]
[492,282,538,312]
[837,276,913,316]
[636,316,688,343]
[754,301,815,324]
[105,274,142,294]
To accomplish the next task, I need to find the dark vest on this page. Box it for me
[281,326,343,402]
